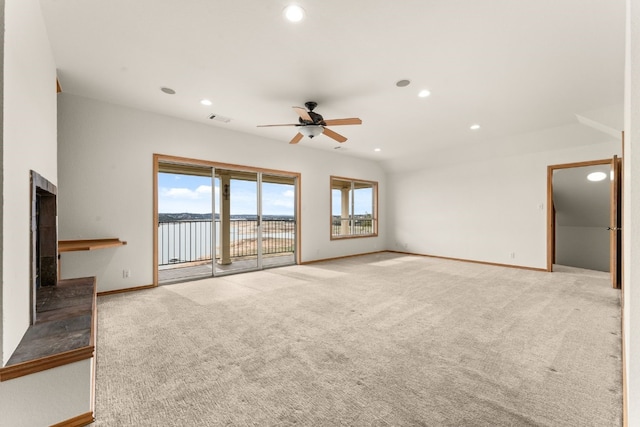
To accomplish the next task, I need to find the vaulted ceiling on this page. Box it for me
[41,0,625,170]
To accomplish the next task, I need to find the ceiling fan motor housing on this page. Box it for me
[299,111,325,125]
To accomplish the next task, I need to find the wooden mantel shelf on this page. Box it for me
[58,238,127,252]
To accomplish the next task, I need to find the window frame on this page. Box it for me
[330,176,378,240]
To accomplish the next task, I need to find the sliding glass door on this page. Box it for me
[157,164,215,284]
[212,170,297,276]
[213,170,260,275]
[260,174,296,269]
[155,157,298,284]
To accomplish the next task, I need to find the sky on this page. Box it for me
[159,172,373,216]
[331,188,373,216]
[158,173,295,215]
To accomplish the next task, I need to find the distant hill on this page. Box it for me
[159,213,294,222]
[159,213,212,222]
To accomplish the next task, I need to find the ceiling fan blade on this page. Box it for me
[322,118,362,126]
[257,123,298,127]
[289,133,304,144]
[292,106,312,122]
[322,127,347,143]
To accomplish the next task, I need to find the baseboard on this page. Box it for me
[386,250,547,272]
[97,283,155,297]
[300,250,387,265]
[49,411,94,427]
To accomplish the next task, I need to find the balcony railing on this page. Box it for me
[331,216,375,236]
[158,219,295,266]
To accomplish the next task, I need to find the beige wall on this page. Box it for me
[387,131,620,270]
[57,94,387,293]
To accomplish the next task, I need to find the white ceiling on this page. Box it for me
[40,0,625,169]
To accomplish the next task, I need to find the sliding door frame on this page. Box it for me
[153,153,301,286]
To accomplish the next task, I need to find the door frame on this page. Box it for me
[153,153,301,286]
[546,157,622,288]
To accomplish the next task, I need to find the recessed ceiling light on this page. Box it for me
[470,124,481,130]
[161,87,176,95]
[374,148,381,152]
[284,4,305,22]
[200,99,213,106]
[396,79,411,87]
[418,90,431,98]
[587,171,607,182]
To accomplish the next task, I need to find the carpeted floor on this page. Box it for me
[92,252,622,426]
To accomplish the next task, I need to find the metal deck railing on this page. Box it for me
[158,219,295,266]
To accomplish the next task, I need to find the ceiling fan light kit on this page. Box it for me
[257,101,362,145]
[299,125,323,138]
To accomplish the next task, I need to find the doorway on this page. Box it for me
[154,155,300,285]
[547,157,621,288]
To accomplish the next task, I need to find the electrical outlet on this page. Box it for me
[123,269,131,278]
[510,252,516,259]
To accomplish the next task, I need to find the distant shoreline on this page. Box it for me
[158,213,294,222]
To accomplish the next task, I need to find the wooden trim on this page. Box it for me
[58,238,127,252]
[387,250,548,272]
[330,233,379,240]
[546,158,614,273]
[0,346,94,382]
[329,175,379,240]
[547,158,614,170]
[153,153,302,284]
[97,283,155,297]
[155,153,302,178]
[303,250,547,272]
[90,283,97,413]
[50,411,94,427]
[611,155,621,288]
[295,175,302,265]
[547,165,554,272]
[153,155,160,287]
[56,78,62,94]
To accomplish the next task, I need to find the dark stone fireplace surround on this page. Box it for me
[30,170,58,323]
[0,171,96,386]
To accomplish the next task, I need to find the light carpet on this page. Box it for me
[91,252,622,426]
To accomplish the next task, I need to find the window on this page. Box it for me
[331,177,378,239]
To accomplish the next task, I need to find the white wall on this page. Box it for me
[556,226,610,272]
[1,0,57,365]
[57,94,386,292]
[624,0,640,424]
[0,360,92,427]
[387,132,620,270]
[0,1,90,426]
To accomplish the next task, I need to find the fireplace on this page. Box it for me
[30,170,57,324]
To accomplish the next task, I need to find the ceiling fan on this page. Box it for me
[257,101,362,144]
